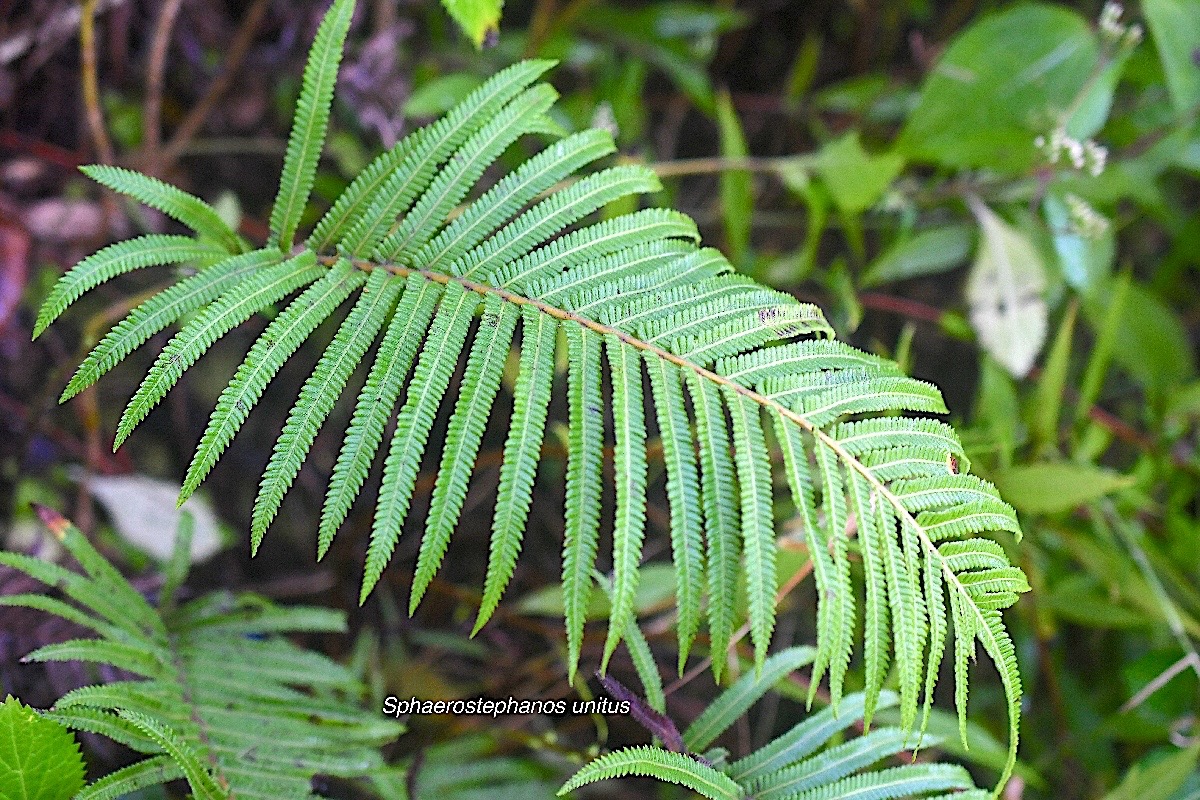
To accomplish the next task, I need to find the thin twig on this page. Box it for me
[143,0,185,163]
[159,0,271,168]
[79,0,115,163]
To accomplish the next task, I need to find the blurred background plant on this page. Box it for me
[1,0,1197,797]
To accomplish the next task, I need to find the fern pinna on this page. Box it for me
[561,648,990,800]
[1,505,400,798]
[35,0,1027,786]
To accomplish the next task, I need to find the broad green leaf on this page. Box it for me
[1084,279,1196,396]
[899,4,1098,171]
[861,225,973,287]
[1044,192,1114,295]
[1144,0,1200,114]
[405,73,485,118]
[1103,745,1200,800]
[816,131,904,213]
[442,0,504,48]
[0,696,86,800]
[716,89,752,265]
[966,199,1047,378]
[993,462,1135,514]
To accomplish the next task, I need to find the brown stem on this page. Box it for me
[79,0,115,163]
[143,0,185,165]
[159,0,271,168]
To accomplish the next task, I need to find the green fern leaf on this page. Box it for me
[683,646,815,752]
[726,388,777,672]
[730,691,896,784]
[753,727,919,800]
[182,259,364,503]
[114,251,322,449]
[268,0,354,252]
[646,356,704,674]
[253,268,402,544]
[80,165,241,252]
[76,756,183,800]
[783,763,973,800]
[687,371,740,682]
[412,295,519,611]
[318,275,441,557]
[375,83,559,261]
[561,324,605,684]
[601,334,649,672]
[475,305,558,632]
[8,508,400,798]
[61,248,279,402]
[363,282,479,601]
[418,129,617,271]
[557,746,743,800]
[338,60,555,257]
[34,235,225,338]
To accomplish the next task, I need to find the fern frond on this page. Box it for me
[561,324,605,684]
[34,235,225,338]
[114,250,322,449]
[475,306,557,631]
[337,60,555,257]
[80,165,242,252]
[413,295,519,611]
[753,728,922,800]
[601,334,649,671]
[268,0,354,252]
[9,507,400,798]
[730,691,897,784]
[375,83,559,261]
[182,259,364,502]
[43,41,1029,790]
[683,646,816,752]
[687,371,741,683]
[61,248,280,401]
[363,282,479,601]
[318,274,441,557]
[557,746,743,800]
[646,357,704,674]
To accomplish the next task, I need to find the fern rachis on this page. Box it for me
[36,0,1028,789]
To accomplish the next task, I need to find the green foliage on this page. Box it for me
[0,505,401,798]
[441,0,505,48]
[561,646,987,799]
[35,0,1031,791]
[0,695,86,800]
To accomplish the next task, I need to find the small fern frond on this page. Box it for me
[268,0,354,252]
[7,506,400,798]
[33,235,226,338]
[80,164,242,252]
[565,652,985,800]
[474,306,557,632]
[557,746,744,800]
[684,647,816,752]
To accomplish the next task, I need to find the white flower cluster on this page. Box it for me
[1065,193,1110,239]
[1035,126,1108,177]
[1099,2,1143,48]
